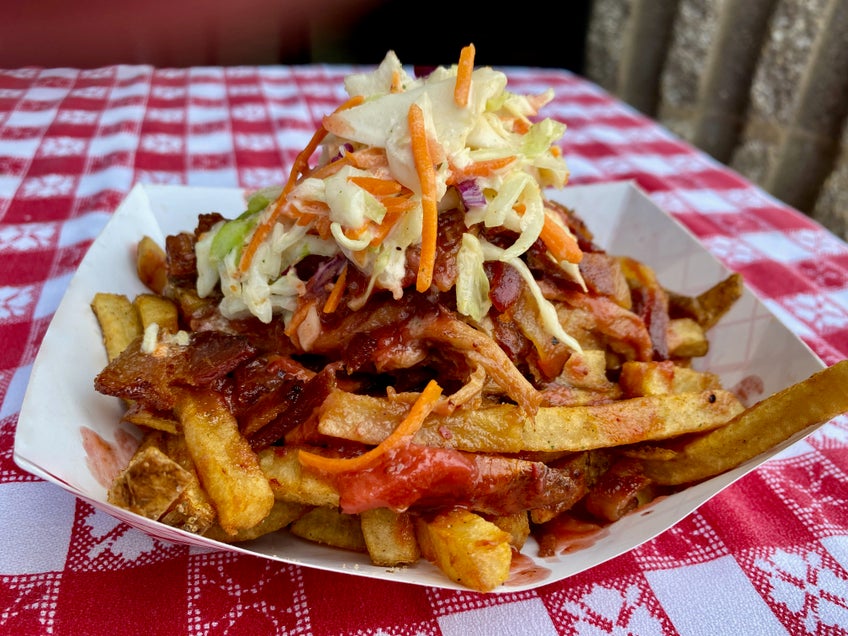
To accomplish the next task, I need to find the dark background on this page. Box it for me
[312,0,592,72]
[0,0,592,73]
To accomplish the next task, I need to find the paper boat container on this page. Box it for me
[14,181,827,592]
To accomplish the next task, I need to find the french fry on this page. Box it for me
[256,446,340,507]
[121,403,179,435]
[289,507,367,552]
[559,349,620,392]
[107,445,193,519]
[486,512,531,550]
[107,429,214,534]
[642,360,848,485]
[204,500,309,543]
[145,430,217,534]
[619,360,722,397]
[136,235,169,295]
[360,507,420,566]
[317,388,745,453]
[91,292,142,361]
[415,508,512,592]
[666,318,709,358]
[133,293,179,333]
[668,272,743,331]
[618,444,679,461]
[175,390,275,535]
[159,483,217,535]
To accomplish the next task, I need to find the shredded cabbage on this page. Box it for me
[455,233,491,322]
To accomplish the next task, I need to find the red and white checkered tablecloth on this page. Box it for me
[2,64,848,636]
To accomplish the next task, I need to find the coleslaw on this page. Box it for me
[195,46,584,353]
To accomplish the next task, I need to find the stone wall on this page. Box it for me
[584,0,848,241]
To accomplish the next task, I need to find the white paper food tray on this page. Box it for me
[14,181,826,592]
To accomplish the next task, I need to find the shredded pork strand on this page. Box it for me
[404,306,541,415]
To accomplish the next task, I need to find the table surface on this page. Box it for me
[1,63,848,636]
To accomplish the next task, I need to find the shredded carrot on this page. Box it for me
[454,44,476,108]
[346,222,371,240]
[293,200,331,217]
[540,212,583,264]
[286,200,331,228]
[320,94,366,132]
[238,95,365,273]
[307,154,352,180]
[368,220,397,246]
[349,175,403,196]
[391,68,403,93]
[408,103,438,292]
[332,180,416,247]
[237,216,275,273]
[448,155,516,183]
[379,195,416,216]
[367,208,402,246]
[284,298,317,338]
[322,262,348,313]
[364,193,415,246]
[347,147,390,171]
[298,380,443,474]
[512,118,531,134]
[314,215,332,240]
[294,213,316,227]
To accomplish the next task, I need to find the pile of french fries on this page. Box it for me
[91,234,848,593]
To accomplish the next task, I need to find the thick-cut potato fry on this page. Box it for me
[642,360,848,485]
[486,512,531,550]
[256,446,340,507]
[318,388,744,453]
[559,349,619,392]
[619,360,722,397]
[618,444,679,461]
[415,508,512,592]
[121,403,179,435]
[133,293,179,332]
[91,292,142,361]
[159,483,217,535]
[289,507,367,552]
[107,445,193,519]
[666,318,708,358]
[360,507,420,566]
[204,500,309,543]
[136,235,169,295]
[129,430,216,533]
[175,390,275,535]
[668,272,743,331]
